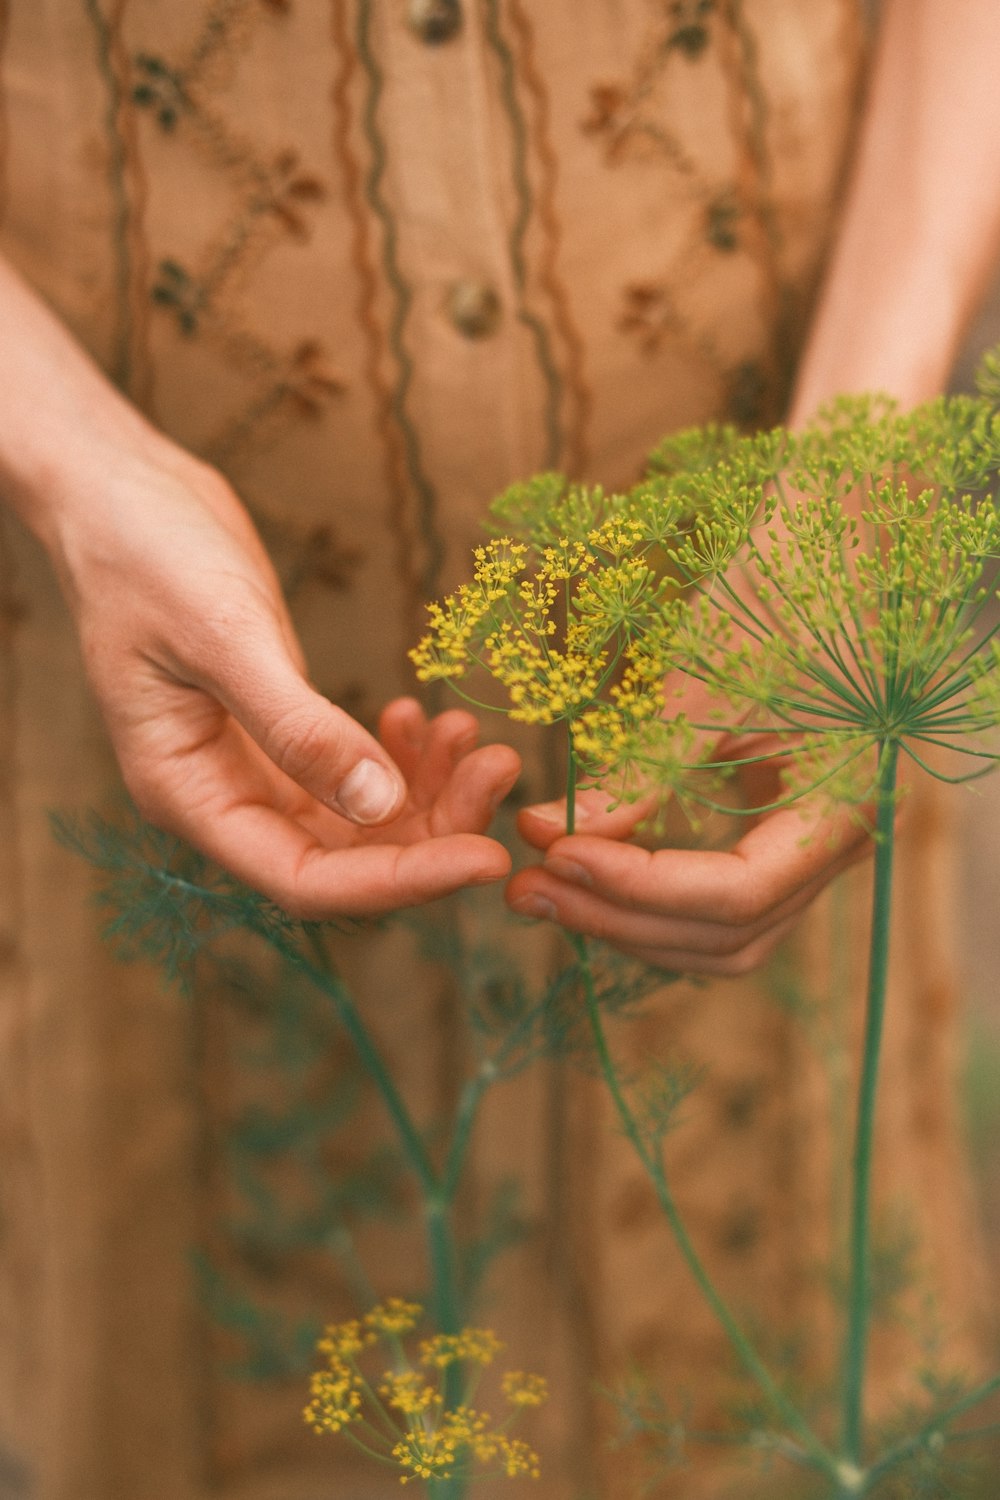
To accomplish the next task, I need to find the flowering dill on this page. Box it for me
[304,1300,546,1487]
[408,354,1000,1495]
[626,391,1000,820]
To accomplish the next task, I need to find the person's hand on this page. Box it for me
[52,448,520,919]
[506,737,872,976]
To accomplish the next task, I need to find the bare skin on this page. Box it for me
[507,0,1000,970]
[0,261,520,918]
[4,0,1000,950]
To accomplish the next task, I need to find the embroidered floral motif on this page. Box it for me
[666,0,716,59]
[590,0,802,425]
[132,2,344,464]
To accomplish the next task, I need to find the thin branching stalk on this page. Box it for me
[564,738,840,1486]
[300,929,470,1499]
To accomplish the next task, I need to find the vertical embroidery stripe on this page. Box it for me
[0,0,9,232]
[83,0,153,403]
[718,0,792,408]
[329,0,421,634]
[481,0,565,471]
[506,0,591,477]
[355,0,445,602]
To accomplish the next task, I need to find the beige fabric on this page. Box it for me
[0,3,987,1497]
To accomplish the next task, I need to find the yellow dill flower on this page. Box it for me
[501,1371,549,1408]
[420,1326,504,1368]
[306,1303,546,1486]
[472,537,528,598]
[393,1432,457,1483]
[303,1359,363,1433]
[456,1327,505,1364]
[440,1405,499,1464]
[379,1368,442,1417]
[497,1435,543,1479]
[588,516,646,556]
[537,536,595,581]
[366,1297,424,1336]
[316,1317,373,1360]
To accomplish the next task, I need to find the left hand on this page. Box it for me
[506,774,872,976]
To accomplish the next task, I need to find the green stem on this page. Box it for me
[298,930,468,1499]
[575,932,834,1478]
[440,1074,489,1204]
[841,740,899,1466]
[863,1371,1000,1488]
[565,744,836,1482]
[566,728,577,831]
[301,928,438,1192]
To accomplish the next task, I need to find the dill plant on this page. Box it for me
[303,1295,547,1485]
[54,806,612,1498]
[411,358,1000,1496]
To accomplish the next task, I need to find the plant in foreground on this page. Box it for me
[55,365,1000,1497]
[303,1296,546,1486]
[412,368,1000,1494]
[56,807,603,1497]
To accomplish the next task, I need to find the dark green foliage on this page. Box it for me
[50,805,295,986]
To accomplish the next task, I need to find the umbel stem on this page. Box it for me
[841,739,900,1467]
[565,739,838,1483]
[301,928,468,1500]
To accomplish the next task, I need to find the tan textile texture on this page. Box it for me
[0,3,989,1498]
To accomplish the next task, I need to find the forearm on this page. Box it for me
[0,257,203,556]
[790,0,1000,417]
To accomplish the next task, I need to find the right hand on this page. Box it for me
[50,447,520,918]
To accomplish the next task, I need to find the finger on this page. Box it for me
[518,786,649,850]
[531,801,871,926]
[186,623,409,826]
[377,697,431,782]
[507,841,837,954]
[383,705,485,806]
[162,782,512,919]
[615,914,802,978]
[428,742,522,836]
[508,864,802,974]
[246,824,511,919]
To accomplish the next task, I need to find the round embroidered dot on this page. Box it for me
[408,0,463,45]
[447,280,502,340]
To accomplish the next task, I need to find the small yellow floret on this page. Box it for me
[366,1297,424,1336]
[501,1370,549,1407]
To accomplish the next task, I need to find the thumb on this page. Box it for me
[207,628,407,825]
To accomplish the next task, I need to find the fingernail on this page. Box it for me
[544,855,592,886]
[334,759,402,824]
[510,895,557,922]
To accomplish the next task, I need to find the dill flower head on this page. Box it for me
[304,1358,364,1434]
[366,1296,424,1337]
[304,1299,546,1486]
[409,473,706,752]
[651,388,1000,816]
[501,1371,550,1408]
[411,351,1000,826]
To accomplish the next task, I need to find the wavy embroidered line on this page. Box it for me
[0,0,9,231]
[506,0,591,477]
[105,0,155,407]
[481,0,564,470]
[84,0,141,392]
[329,0,420,632]
[719,0,792,411]
[356,0,445,600]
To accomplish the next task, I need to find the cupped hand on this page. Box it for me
[506,749,873,977]
[56,449,520,918]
